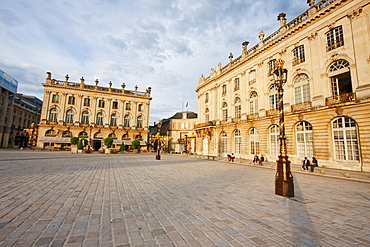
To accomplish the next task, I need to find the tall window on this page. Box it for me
[110,113,118,126]
[96,112,104,125]
[124,114,131,127]
[81,111,90,124]
[137,115,143,128]
[205,93,209,103]
[270,125,279,157]
[296,121,313,158]
[112,101,118,109]
[221,132,227,154]
[222,85,227,96]
[83,98,90,106]
[249,91,258,114]
[234,98,241,118]
[249,70,256,84]
[294,74,311,104]
[292,45,305,66]
[52,94,60,103]
[222,102,228,121]
[125,103,131,110]
[65,109,74,123]
[268,59,276,75]
[68,96,75,105]
[326,26,344,51]
[269,85,279,110]
[234,130,241,154]
[138,104,143,111]
[250,128,259,155]
[234,78,240,91]
[108,133,117,139]
[332,117,359,161]
[205,108,210,122]
[329,60,352,96]
[48,107,58,122]
[98,100,105,108]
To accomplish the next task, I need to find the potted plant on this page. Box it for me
[132,139,141,153]
[119,142,126,153]
[103,137,114,154]
[70,137,79,153]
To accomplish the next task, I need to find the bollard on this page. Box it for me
[346,170,350,178]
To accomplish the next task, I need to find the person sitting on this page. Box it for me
[302,157,310,171]
[253,155,259,165]
[258,155,264,166]
[230,153,235,162]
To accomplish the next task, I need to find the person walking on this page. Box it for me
[258,155,264,166]
[302,157,310,171]
[253,155,259,165]
[311,157,318,172]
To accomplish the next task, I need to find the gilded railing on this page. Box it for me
[326,93,355,106]
[247,113,259,120]
[266,109,279,116]
[291,102,312,112]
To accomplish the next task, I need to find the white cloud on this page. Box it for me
[0,0,310,123]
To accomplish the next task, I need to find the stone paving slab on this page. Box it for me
[0,150,369,247]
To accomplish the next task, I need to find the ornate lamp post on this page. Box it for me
[155,121,162,160]
[273,59,294,197]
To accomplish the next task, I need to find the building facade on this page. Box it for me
[151,112,197,154]
[37,72,152,151]
[195,0,370,171]
[0,70,18,148]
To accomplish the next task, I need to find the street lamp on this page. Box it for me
[155,121,162,160]
[273,59,294,197]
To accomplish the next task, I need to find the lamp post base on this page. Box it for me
[275,177,294,197]
[155,154,161,160]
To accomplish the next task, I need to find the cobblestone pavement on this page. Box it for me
[0,150,369,247]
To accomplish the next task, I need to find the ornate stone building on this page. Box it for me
[195,0,370,171]
[37,72,152,150]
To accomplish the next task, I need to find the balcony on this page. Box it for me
[326,40,344,52]
[291,102,312,112]
[326,93,355,106]
[266,109,279,117]
[247,113,259,120]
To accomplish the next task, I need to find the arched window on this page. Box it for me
[234,130,241,154]
[65,109,74,123]
[328,60,352,96]
[222,102,228,121]
[78,131,88,138]
[96,112,104,126]
[221,131,227,154]
[270,125,279,157]
[249,91,258,114]
[296,121,313,158]
[62,130,72,137]
[108,133,117,139]
[332,117,359,161]
[110,113,118,126]
[294,74,310,104]
[81,111,90,124]
[122,133,130,140]
[137,115,143,128]
[250,128,259,155]
[94,132,103,139]
[45,129,56,137]
[135,134,143,140]
[124,114,131,127]
[48,107,58,122]
[234,98,241,118]
[269,85,279,110]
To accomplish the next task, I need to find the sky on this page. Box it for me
[0,0,309,124]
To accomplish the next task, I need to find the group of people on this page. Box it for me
[227,153,235,162]
[253,154,264,166]
[302,157,318,172]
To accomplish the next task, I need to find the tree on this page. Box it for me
[120,143,126,151]
[104,137,114,148]
[70,137,79,146]
[78,138,87,150]
[131,139,140,149]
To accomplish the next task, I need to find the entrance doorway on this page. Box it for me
[93,140,101,151]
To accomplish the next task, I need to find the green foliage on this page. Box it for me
[70,137,79,145]
[131,139,140,148]
[104,137,114,148]
[120,143,126,151]
[77,138,87,150]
